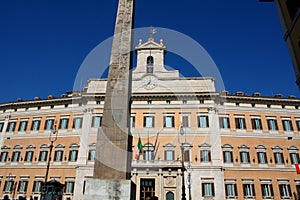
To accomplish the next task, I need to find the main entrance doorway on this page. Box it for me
[140,179,155,200]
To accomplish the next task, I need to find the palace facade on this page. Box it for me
[0,38,299,200]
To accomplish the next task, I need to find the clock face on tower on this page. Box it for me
[143,75,158,90]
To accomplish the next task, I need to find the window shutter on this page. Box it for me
[91,117,95,127]
[235,118,239,129]
[201,183,205,196]
[275,120,278,130]
[227,118,231,128]
[143,116,146,127]
[252,184,256,196]
[270,184,274,196]
[251,119,255,129]
[289,121,294,131]
[259,119,262,130]
[264,153,268,163]
[206,116,209,128]
[3,181,7,192]
[172,116,175,127]
[279,185,284,196]
[211,183,215,196]
[287,184,292,196]
[243,119,246,129]
[152,117,155,127]
[223,151,226,162]
[208,150,211,162]
[234,184,238,196]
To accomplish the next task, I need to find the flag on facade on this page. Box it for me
[296,164,300,174]
[152,131,160,160]
[135,137,143,159]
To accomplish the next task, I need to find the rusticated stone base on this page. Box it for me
[83,178,135,200]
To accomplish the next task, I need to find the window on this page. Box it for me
[146,56,154,73]
[144,116,155,128]
[235,117,246,129]
[257,152,268,164]
[243,183,255,197]
[39,151,48,162]
[219,117,230,129]
[144,150,152,161]
[59,118,69,130]
[296,120,300,131]
[54,150,63,162]
[69,150,78,162]
[251,118,262,130]
[91,116,102,128]
[182,100,187,104]
[166,192,174,200]
[0,152,8,163]
[32,181,42,193]
[140,179,155,200]
[18,121,28,132]
[12,151,20,162]
[73,117,83,129]
[147,100,152,105]
[267,118,278,131]
[3,180,14,192]
[200,150,211,162]
[44,119,54,130]
[25,151,34,162]
[198,115,209,128]
[181,115,189,128]
[164,116,174,128]
[31,119,41,131]
[279,183,292,198]
[223,151,233,163]
[7,121,16,132]
[274,152,284,164]
[240,151,250,163]
[65,181,75,194]
[184,150,190,162]
[202,183,215,197]
[261,184,273,198]
[130,116,135,128]
[290,152,299,164]
[0,122,4,132]
[282,119,293,131]
[166,100,171,104]
[18,180,28,193]
[225,183,237,197]
[164,150,174,161]
[88,149,96,161]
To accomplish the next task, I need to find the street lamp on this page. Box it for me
[41,125,58,200]
[187,162,192,200]
[179,125,187,200]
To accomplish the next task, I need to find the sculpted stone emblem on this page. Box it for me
[165,177,175,187]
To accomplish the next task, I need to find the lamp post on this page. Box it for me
[187,162,192,200]
[179,125,187,200]
[41,125,58,200]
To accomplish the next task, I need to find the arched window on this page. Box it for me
[147,56,154,73]
[166,192,174,200]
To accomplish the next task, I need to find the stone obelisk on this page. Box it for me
[94,0,134,180]
[83,0,135,199]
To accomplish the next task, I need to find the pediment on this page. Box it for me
[135,38,166,50]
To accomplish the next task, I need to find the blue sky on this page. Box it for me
[0,0,298,103]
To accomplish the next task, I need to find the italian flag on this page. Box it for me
[296,164,300,174]
[135,137,143,160]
